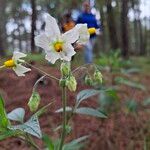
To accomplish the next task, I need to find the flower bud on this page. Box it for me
[28,92,41,112]
[94,70,103,84]
[59,78,66,87]
[85,75,93,86]
[66,75,77,92]
[60,62,70,77]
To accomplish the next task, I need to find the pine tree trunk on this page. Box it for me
[121,0,129,58]
[106,0,119,50]
[0,0,6,56]
[31,0,36,53]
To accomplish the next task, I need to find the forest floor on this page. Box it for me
[0,59,150,150]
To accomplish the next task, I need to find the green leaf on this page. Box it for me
[142,98,150,106]
[63,135,89,150]
[105,88,119,100]
[0,130,21,141]
[42,134,54,150]
[115,77,146,91]
[9,115,42,138]
[7,108,25,123]
[125,100,138,113]
[0,95,10,129]
[76,89,100,107]
[99,90,119,111]
[75,107,107,118]
[121,68,140,74]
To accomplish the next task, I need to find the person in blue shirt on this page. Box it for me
[76,1,100,63]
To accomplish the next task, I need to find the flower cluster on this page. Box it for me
[2,13,93,79]
[35,13,90,64]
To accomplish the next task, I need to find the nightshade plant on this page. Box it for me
[0,13,106,150]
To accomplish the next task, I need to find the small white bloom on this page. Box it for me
[4,51,31,76]
[75,24,90,45]
[35,14,80,64]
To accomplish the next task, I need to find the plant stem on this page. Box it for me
[59,86,67,150]
[25,62,59,81]
[25,134,40,150]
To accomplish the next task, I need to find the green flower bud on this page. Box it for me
[60,62,70,77]
[94,70,103,84]
[85,75,93,86]
[66,75,77,92]
[28,92,41,112]
[66,125,72,134]
[59,78,66,87]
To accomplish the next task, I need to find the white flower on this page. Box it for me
[4,51,31,76]
[75,24,90,45]
[35,14,80,64]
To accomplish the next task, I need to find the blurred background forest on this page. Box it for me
[0,1,150,149]
[0,0,149,59]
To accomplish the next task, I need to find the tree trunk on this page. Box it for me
[98,1,107,51]
[106,0,119,50]
[121,0,129,58]
[138,20,145,55]
[31,0,36,53]
[0,0,7,56]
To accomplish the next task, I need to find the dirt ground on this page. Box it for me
[0,64,150,150]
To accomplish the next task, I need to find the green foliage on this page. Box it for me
[125,100,138,113]
[63,135,89,150]
[9,115,42,138]
[56,106,107,118]
[115,77,146,91]
[76,89,100,107]
[42,134,54,150]
[7,108,25,123]
[121,68,140,75]
[75,107,107,118]
[0,95,10,130]
[0,130,21,141]
[98,89,119,113]
[96,50,129,72]
[142,98,150,106]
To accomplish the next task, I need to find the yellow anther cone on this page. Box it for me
[88,28,96,35]
[54,42,63,52]
[4,59,15,68]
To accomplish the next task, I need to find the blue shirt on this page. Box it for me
[76,12,100,38]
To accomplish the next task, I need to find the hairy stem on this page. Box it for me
[26,62,59,81]
[59,86,67,150]
[25,134,40,150]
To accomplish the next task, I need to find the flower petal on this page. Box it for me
[12,51,27,61]
[60,44,76,61]
[13,64,31,76]
[62,27,79,44]
[45,51,60,64]
[45,13,60,38]
[34,33,50,51]
[75,24,90,45]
